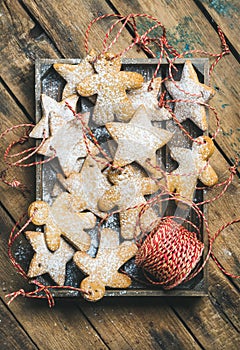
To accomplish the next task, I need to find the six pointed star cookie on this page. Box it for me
[77,52,144,125]
[53,50,96,99]
[58,156,111,218]
[165,60,215,130]
[30,94,78,139]
[128,77,172,122]
[25,231,74,285]
[166,136,218,202]
[106,105,173,175]
[98,165,159,239]
[73,228,138,301]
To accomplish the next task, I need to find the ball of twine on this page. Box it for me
[135,218,204,289]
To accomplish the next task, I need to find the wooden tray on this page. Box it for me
[15,58,210,298]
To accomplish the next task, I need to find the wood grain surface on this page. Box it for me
[0,0,239,349]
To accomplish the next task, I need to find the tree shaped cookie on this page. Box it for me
[30,94,78,139]
[73,228,138,301]
[53,50,96,99]
[166,135,218,202]
[28,196,96,252]
[98,165,159,239]
[57,156,111,218]
[76,52,144,125]
[165,60,215,130]
[25,231,74,285]
[106,105,173,176]
[128,77,172,122]
[37,112,98,176]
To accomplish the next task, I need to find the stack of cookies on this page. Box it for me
[26,51,218,300]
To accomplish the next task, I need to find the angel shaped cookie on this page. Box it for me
[28,196,96,252]
[166,136,218,202]
[77,52,144,125]
[25,231,74,285]
[98,165,159,239]
[30,94,78,139]
[53,50,96,99]
[74,228,138,301]
[165,60,215,130]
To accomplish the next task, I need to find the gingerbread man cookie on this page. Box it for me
[166,135,218,202]
[28,196,96,252]
[77,52,144,125]
[73,228,138,301]
[165,60,215,130]
[30,94,78,139]
[53,50,96,99]
[25,231,74,286]
[98,165,159,239]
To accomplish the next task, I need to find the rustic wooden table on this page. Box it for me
[0,1,239,349]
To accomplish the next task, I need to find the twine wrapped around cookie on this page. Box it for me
[135,218,204,289]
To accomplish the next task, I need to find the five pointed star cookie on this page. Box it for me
[28,197,96,252]
[25,231,74,285]
[30,94,78,139]
[77,52,144,125]
[73,228,138,301]
[165,60,215,130]
[106,105,173,175]
[53,50,96,99]
[98,165,159,239]
[58,156,111,218]
[166,135,218,202]
[128,77,172,122]
[37,113,98,176]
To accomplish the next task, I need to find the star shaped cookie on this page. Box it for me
[128,77,172,122]
[37,113,98,176]
[167,135,218,202]
[53,50,96,99]
[73,228,138,301]
[25,231,74,285]
[77,52,144,125]
[30,94,78,139]
[106,105,173,175]
[165,60,215,130]
[98,165,159,239]
[28,197,96,252]
[58,156,111,218]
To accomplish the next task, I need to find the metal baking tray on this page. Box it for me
[14,58,210,298]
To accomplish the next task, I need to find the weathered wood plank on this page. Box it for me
[109,0,240,165]
[0,207,108,350]
[21,0,145,59]
[0,299,38,350]
[79,299,202,350]
[195,0,240,53]
[0,0,59,116]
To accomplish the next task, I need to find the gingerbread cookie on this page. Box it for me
[37,113,99,177]
[57,156,111,218]
[106,105,173,176]
[30,94,78,139]
[53,50,96,99]
[166,135,218,202]
[98,165,159,239]
[165,60,215,130]
[28,197,95,252]
[76,52,144,125]
[73,228,138,301]
[25,231,74,286]
[128,77,172,122]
